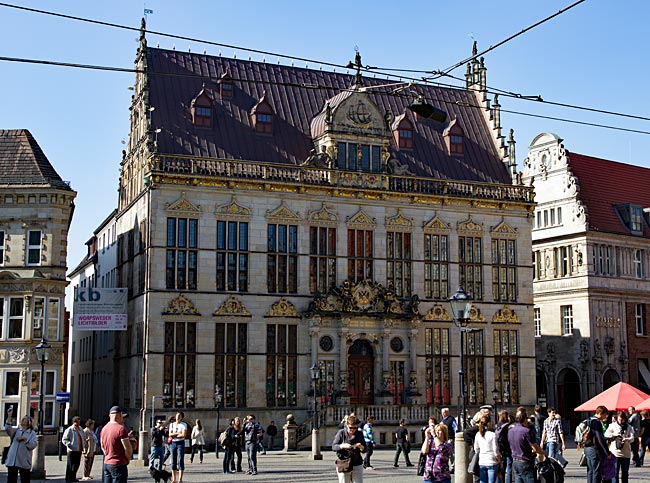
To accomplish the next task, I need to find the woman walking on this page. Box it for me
[168,411,188,483]
[222,419,237,474]
[421,422,453,483]
[473,416,501,483]
[605,410,635,483]
[332,414,367,483]
[82,419,98,480]
[230,416,244,473]
[4,408,38,483]
[189,419,205,464]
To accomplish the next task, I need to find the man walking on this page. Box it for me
[62,416,87,482]
[583,405,610,483]
[244,415,260,475]
[507,407,546,483]
[362,415,376,469]
[629,406,641,467]
[100,406,132,483]
[393,418,413,467]
[540,407,565,460]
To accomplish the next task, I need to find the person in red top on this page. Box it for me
[100,406,132,483]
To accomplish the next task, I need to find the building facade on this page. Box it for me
[0,129,76,449]
[524,132,650,429]
[96,24,536,441]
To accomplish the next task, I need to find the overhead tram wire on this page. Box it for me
[2,54,650,137]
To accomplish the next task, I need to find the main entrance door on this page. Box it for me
[348,339,374,405]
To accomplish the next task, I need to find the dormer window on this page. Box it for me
[251,93,274,135]
[443,119,465,155]
[392,114,414,149]
[616,204,644,234]
[219,73,234,99]
[190,84,213,128]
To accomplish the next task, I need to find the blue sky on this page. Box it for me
[1,0,649,273]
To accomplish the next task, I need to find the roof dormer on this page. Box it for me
[616,204,644,235]
[251,92,274,135]
[218,72,234,99]
[190,84,213,128]
[391,113,414,150]
[443,118,465,156]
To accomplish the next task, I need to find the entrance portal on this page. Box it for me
[348,339,374,405]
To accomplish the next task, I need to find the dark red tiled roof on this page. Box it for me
[0,129,73,190]
[147,48,512,184]
[568,152,650,236]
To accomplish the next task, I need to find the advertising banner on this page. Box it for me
[73,287,128,331]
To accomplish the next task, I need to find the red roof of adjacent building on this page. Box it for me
[567,152,650,236]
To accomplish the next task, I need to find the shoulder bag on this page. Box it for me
[417,452,427,476]
[335,449,353,473]
[468,448,480,476]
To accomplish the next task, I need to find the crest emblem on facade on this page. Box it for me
[423,303,452,321]
[266,297,300,318]
[492,306,520,324]
[347,100,372,125]
[213,296,251,316]
[162,294,201,316]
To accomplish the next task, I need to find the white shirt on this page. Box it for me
[474,430,500,467]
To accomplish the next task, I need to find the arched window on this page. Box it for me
[190,85,213,128]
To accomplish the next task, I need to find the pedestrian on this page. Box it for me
[189,419,204,464]
[464,419,481,483]
[4,408,37,483]
[82,419,98,480]
[362,415,375,469]
[162,417,174,466]
[540,407,565,460]
[605,410,635,483]
[230,417,244,473]
[638,410,650,466]
[627,406,641,467]
[441,408,457,442]
[472,405,493,427]
[533,405,546,446]
[421,416,438,443]
[266,421,278,450]
[332,414,366,483]
[244,414,261,475]
[100,406,132,483]
[421,422,453,483]
[393,418,413,467]
[256,420,266,455]
[168,411,188,483]
[507,406,545,483]
[149,419,166,471]
[582,405,610,483]
[495,410,514,483]
[222,419,237,474]
[62,415,87,482]
[474,416,500,483]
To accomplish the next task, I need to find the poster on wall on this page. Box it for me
[73,287,128,331]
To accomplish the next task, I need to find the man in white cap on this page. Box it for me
[100,406,132,483]
[471,404,493,426]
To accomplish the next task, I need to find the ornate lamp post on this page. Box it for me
[310,364,322,460]
[32,337,51,479]
[448,286,472,483]
[492,387,500,416]
[214,386,222,459]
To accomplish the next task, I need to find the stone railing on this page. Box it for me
[325,404,432,426]
[151,155,534,203]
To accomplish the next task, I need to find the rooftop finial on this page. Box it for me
[347,48,364,87]
[472,40,477,56]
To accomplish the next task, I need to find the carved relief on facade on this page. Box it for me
[385,209,414,232]
[265,201,301,223]
[308,204,339,226]
[214,195,253,220]
[490,219,517,239]
[213,296,251,317]
[265,297,300,318]
[423,303,452,321]
[422,214,451,234]
[162,294,201,316]
[165,191,201,216]
[457,215,484,235]
[492,306,520,324]
[345,208,377,230]
[0,348,29,364]
[468,304,485,323]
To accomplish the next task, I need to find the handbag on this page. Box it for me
[335,449,353,473]
[405,440,411,454]
[417,452,427,476]
[1,446,8,465]
[578,451,587,467]
[468,449,480,476]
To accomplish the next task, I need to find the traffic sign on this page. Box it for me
[55,392,70,403]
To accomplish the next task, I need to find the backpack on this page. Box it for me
[537,457,565,483]
[496,422,512,457]
[574,418,591,447]
[218,428,231,448]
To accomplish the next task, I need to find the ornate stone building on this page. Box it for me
[104,23,535,441]
[0,129,76,449]
[523,132,650,429]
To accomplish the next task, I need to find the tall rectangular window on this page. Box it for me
[166,218,198,290]
[266,324,297,407]
[493,329,520,405]
[425,328,451,405]
[7,298,24,339]
[215,322,247,407]
[337,143,381,172]
[31,297,59,340]
[466,330,484,405]
[317,360,337,406]
[424,234,449,299]
[216,221,248,292]
[533,250,543,280]
[634,250,644,279]
[347,229,373,283]
[492,239,517,302]
[555,246,573,277]
[389,360,406,405]
[387,231,412,296]
[561,305,574,335]
[534,308,541,337]
[0,230,4,266]
[30,370,56,427]
[636,304,646,336]
[459,236,482,300]
[309,227,337,294]
[267,224,298,294]
[163,322,196,408]
[26,230,42,265]
[2,371,21,429]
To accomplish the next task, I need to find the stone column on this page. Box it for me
[283,414,299,451]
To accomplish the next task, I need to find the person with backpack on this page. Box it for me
[507,407,546,483]
[495,410,514,483]
[605,410,635,483]
[582,405,610,483]
[540,407,565,460]
[639,410,650,466]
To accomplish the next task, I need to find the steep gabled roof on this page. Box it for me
[568,152,650,236]
[0,129,73,190]
[146,48,512,184]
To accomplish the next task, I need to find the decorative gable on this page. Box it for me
[213,295,251,317]
[423,303,452,321]
[468,304,485,323]
[215,196,252,221]
[385,209,413,232]
[190,83,213,128]
[166,192,201,216]
[346,208,377,229]
[265,297,300,318]
[492,306,520,324]
[423,214,451,234]
[162,294,201,316]
[251,92,274,134]
[457,216,483,235]
[308,204,339,226]
[265,202,301,223]
[444,118,465,155]
[491,220,518,239]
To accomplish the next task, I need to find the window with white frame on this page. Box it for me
[534,308,541,337]
[26,230,42,265]
[33,297,60,340]
[0,230,5,266]
[636,304,646,336]
[561,305,574,335]
[634,249,644,278]
[30,370,56,427]
[2,371,21,429]
[5,297,24,339]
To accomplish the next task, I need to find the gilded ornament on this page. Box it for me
[423,303,452,321]
[163,294,201,316]
[213,296,251,316]
[492,306,520,324]
[266,297,300,318]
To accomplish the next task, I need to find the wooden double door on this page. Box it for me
[348,339,374,405]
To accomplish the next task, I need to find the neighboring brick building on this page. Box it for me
[0,129,76,449]
[524,132,650,429]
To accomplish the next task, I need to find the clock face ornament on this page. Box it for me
[390,337,404,353]
[319,335,333,352]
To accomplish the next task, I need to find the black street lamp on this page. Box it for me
[492,387,500,416]
[35,338,51,435]
[214,386,222,459]
[310,363,322,460]
[448,286,472,432]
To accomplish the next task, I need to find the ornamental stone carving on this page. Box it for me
[266,297,300,318]
[490,220,517,239]
[166,192,201,215]
[346,209,377,230]
[468,304,485,323]
[385,209,414,231]
[308,204,339,226]
[423,303,452,321]
[492,306,520,324]
[163,295,201,316]
[423,214,451,234]
[265,202,301,223]
[213,296,251,317]
[457,216,483,234]
[215,195,252,220]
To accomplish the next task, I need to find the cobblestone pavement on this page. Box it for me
[3,447,650,483]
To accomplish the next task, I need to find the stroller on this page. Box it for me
[536,456,565,483]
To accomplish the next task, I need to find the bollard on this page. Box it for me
[454,432,472,483]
